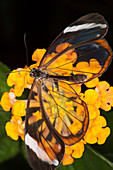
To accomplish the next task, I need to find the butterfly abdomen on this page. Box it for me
[49,74,87,83]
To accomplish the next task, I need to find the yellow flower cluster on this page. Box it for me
[0,44,113,166]
[62,79,113,165]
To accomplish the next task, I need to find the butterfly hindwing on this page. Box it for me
[38,79,89,145]
[25,80,65,170]
[25,78,89,169]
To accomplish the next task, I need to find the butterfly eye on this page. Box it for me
[30,72,34,77]
[32,68,37,71]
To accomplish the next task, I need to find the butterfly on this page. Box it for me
[24,13,112,170]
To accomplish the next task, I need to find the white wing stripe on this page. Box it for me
[63,23,107,34]
[25,133,59,166]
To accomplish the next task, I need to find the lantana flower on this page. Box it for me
[5,115,25,141]
[95,81,113,111]
[0,45,113,166]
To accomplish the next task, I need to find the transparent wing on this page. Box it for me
[43,39,112,83]
[38,13,112,83]
[37,79,89,146]
[25,80,65,170]
[39,13,109,69]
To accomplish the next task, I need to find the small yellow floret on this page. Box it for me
[84,116,110,144]
[96,81,113,111]
[85,77,99,88]
[71,141,84,158]
[12,100,26,116]
[63,141,84,165]
[62,154,74,165]
[32,48,46,63]
[7,69,28,97]
[5,116,25,140]
[0,92,13,111]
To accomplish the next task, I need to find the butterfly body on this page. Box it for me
[24,13,112,170]
[30,67,87,83]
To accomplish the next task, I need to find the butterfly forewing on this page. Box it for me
[25,80,65,170]
[39,13,109,68]
[39,39,112,84]
[38,13,112,84]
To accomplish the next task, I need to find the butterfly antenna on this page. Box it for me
[24,33,29,66]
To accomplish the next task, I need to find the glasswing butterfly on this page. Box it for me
[3,13,112,170]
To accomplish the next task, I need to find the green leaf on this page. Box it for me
[0,136,19,163]
[0,61,11,75]
[0,62,20,163]
[0,109,11,138]
[0,152,32,170]
[0,110,19,163]
[92,110,113,162]
[21,140,28,160]
[58,164,75,170]
[58,145,113,170]
[0,61,11,94]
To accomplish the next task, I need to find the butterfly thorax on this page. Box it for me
[30,68,49,80]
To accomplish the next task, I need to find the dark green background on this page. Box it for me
[0,0,113,169]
